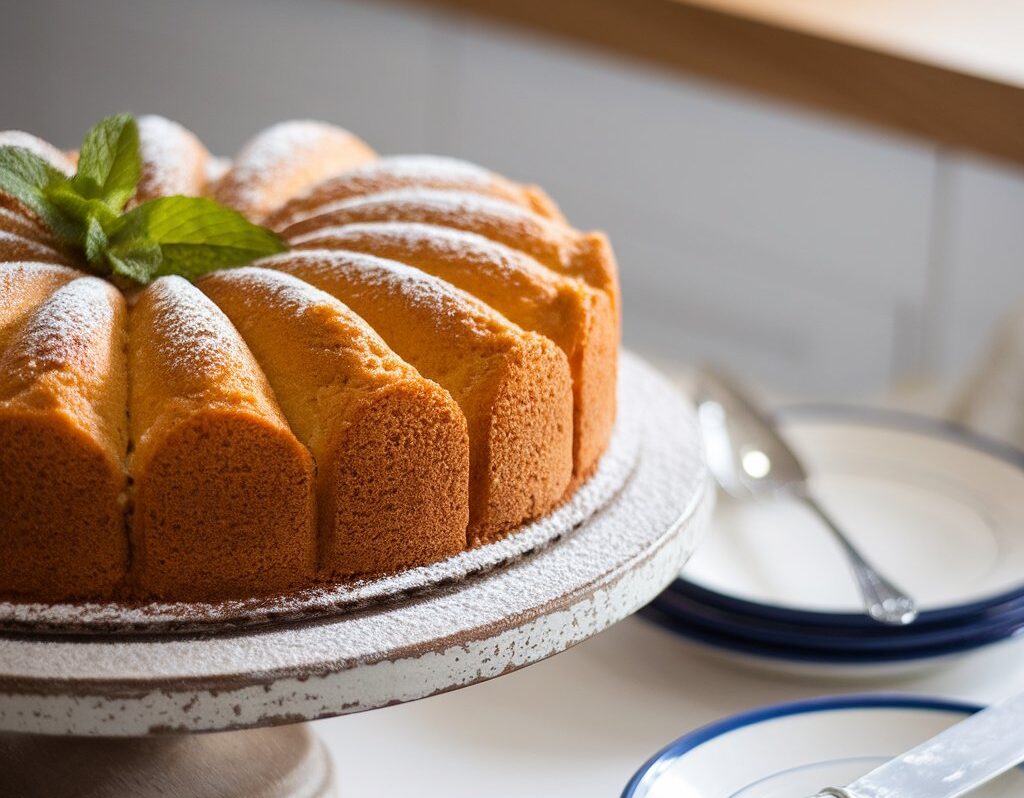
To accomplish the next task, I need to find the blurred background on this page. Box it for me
[2,0,1021,403]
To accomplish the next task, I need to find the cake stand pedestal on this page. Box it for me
[0,354,712,797]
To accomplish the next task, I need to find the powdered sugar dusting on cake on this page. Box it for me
[294,221,558,286]
[257,249,472,322]
[315,187,543,226]
[267,155,523,229]
[204,265,409,375]
[353,155,494,184]
[0,231,70,265]
[144,276,254,377]
[0,357,662,641]
[5,277,116,374]
[216,121,366,213]
[134,115,209,201]
[205,156,231,184]
[286,188,576,265]
[0,131,75,175]
[213,265,344,318]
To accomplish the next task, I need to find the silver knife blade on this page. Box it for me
[819,692,1024,798]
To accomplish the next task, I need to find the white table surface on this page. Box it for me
[313,612,1024,796]
[315,368,1024,797]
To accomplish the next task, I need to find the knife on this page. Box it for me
[811,691,1024,798]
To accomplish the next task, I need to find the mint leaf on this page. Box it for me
[44,182,119,229]
[0,146,73,232]
[72,113,141,212]
[83,216,109,264]
[0,114,287,285]
[106,239,163,283]
[111,196,287,280]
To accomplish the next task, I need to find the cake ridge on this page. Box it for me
[278,186,620,316]
[265,154,566,230]
[257,247,574,541]
[212,120,377,221]
[132,115,211,204]
[0,118,619,604]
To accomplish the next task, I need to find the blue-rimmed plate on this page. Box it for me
[650,589,1024,653]
[623,694,1024,798]
[640,604,1024,679]
[677,407,1024,629]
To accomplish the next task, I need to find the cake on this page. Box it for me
[289,222,617,481]
[0,117,620,604]
[260,249,573,542]
[0,277,129,601]
[128,276,318,601]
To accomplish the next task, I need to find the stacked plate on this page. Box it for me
[644,406,1024,677]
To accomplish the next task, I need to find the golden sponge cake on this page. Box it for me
[0,231,74,266]
[128,276,317,600]
[265,155,565,231]
[132,115,211,204]
[279,188,619,318]
[0,277,128,601]
[260,249,574,542]
[0,117,621,605]
[0,207,60,247]
[199,267,470,576]
[291,222,617,481]
[0,262,80,351]
[212,120,377,222]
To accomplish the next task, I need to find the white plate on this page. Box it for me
[682,409,1024,618]
[624,695,1024,798]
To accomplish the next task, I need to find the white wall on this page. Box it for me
[1,0,1020,397]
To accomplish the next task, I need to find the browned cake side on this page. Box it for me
[291,221,617,482]
[0,207,63,249]
[128,276,317,600]
[264,155,566,231]
[212,121,378,222]
[277,188,620,319]
[0,232,74,267]
[261,249,574,543]
[199,267,470,577]
[0,277,129,601]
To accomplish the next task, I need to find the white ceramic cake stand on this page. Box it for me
[0,353,711,797]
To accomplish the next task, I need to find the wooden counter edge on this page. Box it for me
[400,0,1024,167]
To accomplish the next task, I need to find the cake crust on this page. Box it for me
[213,121,377,222]
[291,221,617,480]
[0,119,620,604]
[199,267,471,575]
[278,188,619,317]
[128,277,317,601]
[264,155,565,231]
[261,249,574,541]
[0,277,129,601]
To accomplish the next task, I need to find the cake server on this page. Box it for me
[693,365,918,626]
[811,690,1024,798]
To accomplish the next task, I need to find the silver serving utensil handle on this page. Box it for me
[809,691,1024,798]
[694,365,918,626]
[792,488,918,626]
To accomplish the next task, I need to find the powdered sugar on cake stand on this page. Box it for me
[0,353,710,797]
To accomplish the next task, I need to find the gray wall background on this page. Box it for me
[2,0,1021,397]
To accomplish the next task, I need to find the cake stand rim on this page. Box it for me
[0,353,712,735]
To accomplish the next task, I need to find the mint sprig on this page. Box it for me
[0,113,286,284]
[70,112,141,212]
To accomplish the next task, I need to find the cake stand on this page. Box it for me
[0,353,712,797]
